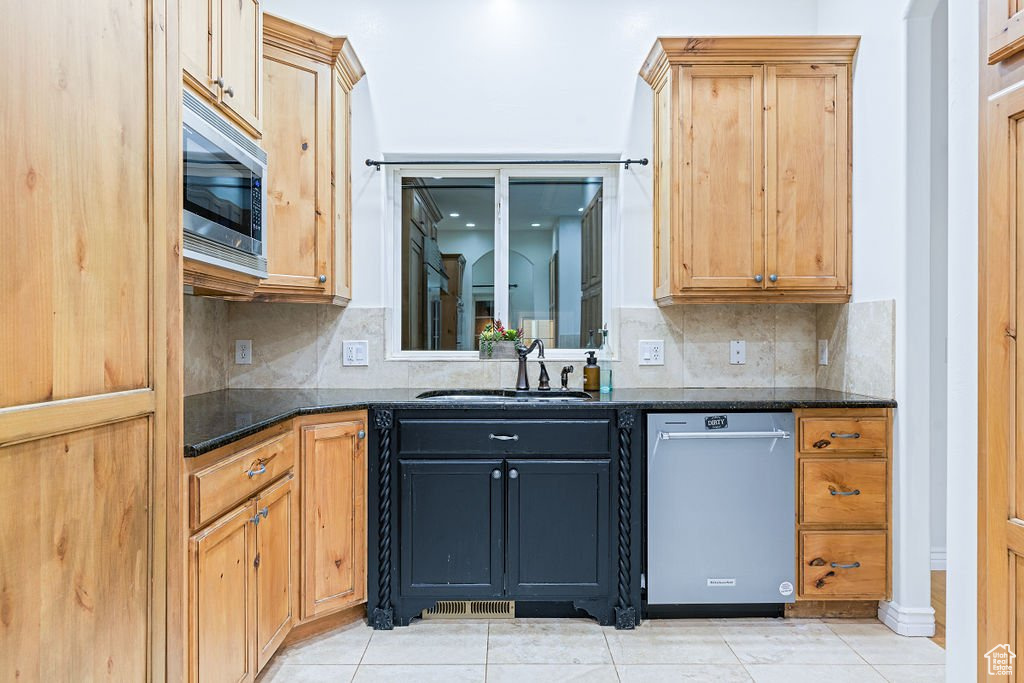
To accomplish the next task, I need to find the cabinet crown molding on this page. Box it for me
[263,13,365,90]
[640,35,860,87]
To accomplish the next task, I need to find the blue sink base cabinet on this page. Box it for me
[367,407,642,629]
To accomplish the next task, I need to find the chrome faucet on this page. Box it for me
[515,339,546,391]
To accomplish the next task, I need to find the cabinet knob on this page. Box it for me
[358,429,366,439]
[754,274,763,283]
[769,274,778,283]
[491,469,502,480]
[224,85,234,98]
[509,469,519,480]
[249,514,261,526]
[259,506,269,519]
[319,274,327,283]
[213,76,225,88]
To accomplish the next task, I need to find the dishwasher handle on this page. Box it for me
[658,429,791,441]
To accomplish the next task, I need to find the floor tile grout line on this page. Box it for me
[824,623,876,667]
[483,621,490,682]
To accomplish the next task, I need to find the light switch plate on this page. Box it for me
[343,340,369,366]
[235,339,253,365]
[729,340,746,365]
[638,340,665,366]
[818,339,829,366]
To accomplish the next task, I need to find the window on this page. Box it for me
[391,166,614,356]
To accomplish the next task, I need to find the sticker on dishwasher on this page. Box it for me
[779,581,794,596]
[705,415,728,430]
[707,578,736,587]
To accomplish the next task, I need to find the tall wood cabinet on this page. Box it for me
[255,15,364,304]
[182,0,263,137]
[0,1,181,680]
[980,1,1024,671]
[640,37,858,304]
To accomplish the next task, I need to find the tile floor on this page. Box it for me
[258,617,946,682]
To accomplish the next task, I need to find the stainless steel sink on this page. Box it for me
[416,389,593,402]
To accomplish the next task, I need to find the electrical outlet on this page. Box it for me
[818,339,829,366]
[638,340,665,366]
[235,339,252,365]
[729,340,746,365]
[343,340,369,366]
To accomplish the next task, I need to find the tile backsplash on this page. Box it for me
[183,297,895,398]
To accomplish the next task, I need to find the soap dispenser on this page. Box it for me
[583,350,600,392]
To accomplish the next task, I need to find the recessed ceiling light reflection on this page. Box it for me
[450,213,460,217]
[466,223,476,227]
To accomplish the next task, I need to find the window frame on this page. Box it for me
[385,163,619,361]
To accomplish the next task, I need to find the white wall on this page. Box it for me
[945,0,979,675]
[262,0,821,310]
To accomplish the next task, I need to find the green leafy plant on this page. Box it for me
[479,319,523,356]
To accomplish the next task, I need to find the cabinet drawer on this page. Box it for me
[800,459,887,525]
[397,419,612,456]
[799,417,887,454]
[191,431,296,528]
[800,531,887,599]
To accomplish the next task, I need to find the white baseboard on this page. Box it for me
[878,600,936,637]
[930,548,947,571]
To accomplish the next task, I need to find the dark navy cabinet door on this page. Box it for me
[399,459,505,598]
[506,459,611,599]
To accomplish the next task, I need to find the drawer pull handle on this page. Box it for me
[489,433,519,441]
[830,561,861,569]
[829,489,861,496]
[812,439,831,449]
[830,432,861,439]
[246,461,267,478]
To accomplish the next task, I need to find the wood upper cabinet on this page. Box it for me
[988,0,1024,63]
[680,65,765,290]
[182,0,262,137]
[299,413,368,620]
[641,37,858,304]
[766,64,849,292]
[255,15,364,304]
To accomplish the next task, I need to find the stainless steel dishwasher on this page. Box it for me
[647,412,796,608]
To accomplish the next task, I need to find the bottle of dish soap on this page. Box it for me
[597,326,612,394]
[583,350,600,392]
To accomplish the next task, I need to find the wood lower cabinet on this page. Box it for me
[181,0,262,137]
[254,15,365,304]
[640,37,858,304]
[186,412,368,679]
[191,502,258,683]
[255,476,299,671]
[189,472,297,683]
[794,409,892,602]
[299,415,369,619]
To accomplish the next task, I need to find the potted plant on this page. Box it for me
[478,320,523,359]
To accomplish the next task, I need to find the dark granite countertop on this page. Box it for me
[184,387,896,457]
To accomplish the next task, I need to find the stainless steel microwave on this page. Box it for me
[182,90,268,279]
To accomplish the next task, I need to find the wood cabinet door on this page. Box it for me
[301,419,367,619]
[261,47,331,295]
[988,0,1024,63]
[219,0,262,134]
[399,459,505,598]
[506,459,611,599]
[765,65,849,292]
[679,65,765,290]
[190,503,257,683]
[181,0,218,98]
[332,72,353,301]
[254,474,298,671]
